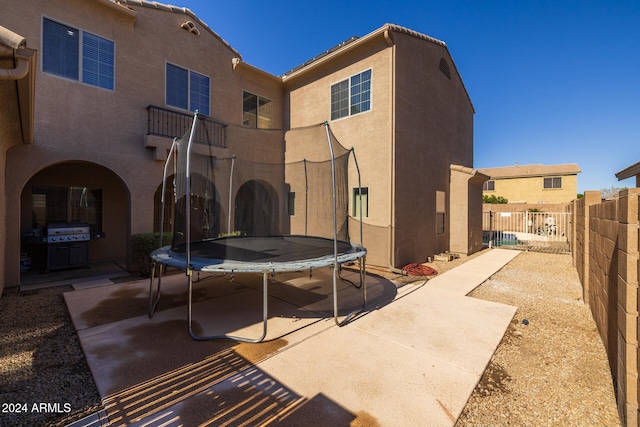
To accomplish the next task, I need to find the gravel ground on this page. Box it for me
[456,251,621,426]
[0,250,621,426]
[0,286,101,427]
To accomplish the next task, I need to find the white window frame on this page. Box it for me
[330,69,372,121]
[165,62,210,115]
[42,16,115,91]
[242,91,273,129]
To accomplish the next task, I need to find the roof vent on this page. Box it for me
[439,58,451,80]
[181,21,200,36]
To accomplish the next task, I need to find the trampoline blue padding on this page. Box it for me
[151,235,366,273]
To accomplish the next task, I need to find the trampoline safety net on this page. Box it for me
[162,112,361,255]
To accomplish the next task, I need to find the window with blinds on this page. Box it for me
[43,18,114,90]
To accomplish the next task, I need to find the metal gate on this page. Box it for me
[482,211,572,253]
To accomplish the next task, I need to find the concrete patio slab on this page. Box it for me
[64,248,520,426]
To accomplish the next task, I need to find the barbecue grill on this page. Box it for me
[46,222,90,270]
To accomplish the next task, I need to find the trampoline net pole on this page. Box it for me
[184,111,199,272]
[324,122,341,322]
[158,137,177,248]
[351,147,364,248]
[304,159,308,236]
[228,155,236,234]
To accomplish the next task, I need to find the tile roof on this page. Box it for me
[478,163,581,179]
[0,24,26,50]
[114,0,241,58]
[615,161,640,181]
[283,23,446,77]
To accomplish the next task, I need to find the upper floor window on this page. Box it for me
[43,18,114,90]
[331,69,371,120]
[166,63,210,115]
[483,180,495,191]
[243,91,272,128]
[544,177,562,189]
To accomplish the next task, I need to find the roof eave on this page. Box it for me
[115,0,241,59]
[100,0,138,18]
[232,57,283,83]
[282,23,447,82]
[616,161,640,181]
[282,25,390,82]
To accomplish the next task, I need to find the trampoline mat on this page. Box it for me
[153,235,365,272]
[176,236,351,263]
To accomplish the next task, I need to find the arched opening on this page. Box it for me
[154,173,222,238]
[20,161,129,277]
[154,175,175,233]
[234,180,279,236]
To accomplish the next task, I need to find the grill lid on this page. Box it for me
[47,223,90,243]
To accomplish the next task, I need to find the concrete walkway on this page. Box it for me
[65,248,520,426]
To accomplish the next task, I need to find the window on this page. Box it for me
[287,192,295,216]
[353,187,368,218]
[243,91,272,128]
[331,69,371,120]
[436,191,446,235]
[436,213,446,235]
[166,63,210,115]
[32,186,103,233]
[544,177,562,189]
[483,180,495,191]
[43,18,114,90]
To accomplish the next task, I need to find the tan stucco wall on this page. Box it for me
[484,174,578,204]
[392,32,474,266]
[284,36,393,267]
[449,167,486,255]
[1,0,285,287]
[285,30,475,268]
[0,57,24,294]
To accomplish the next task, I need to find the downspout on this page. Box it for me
[384,29,405,275]
[0,53,29,80]
[0,26,28,80]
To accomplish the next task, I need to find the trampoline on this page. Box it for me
[148,112,367,342]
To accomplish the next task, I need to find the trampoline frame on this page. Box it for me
[148,113,367,342]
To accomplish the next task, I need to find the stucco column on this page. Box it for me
[449,165,489,255]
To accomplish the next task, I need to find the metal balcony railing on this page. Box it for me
[146,105,227,148]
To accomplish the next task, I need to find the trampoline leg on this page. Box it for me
[361,257,367,309]
[333,257,367,327]
[187,270,269,343]
[148,261,162,318]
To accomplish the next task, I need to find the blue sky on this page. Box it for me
[179,0,639,193]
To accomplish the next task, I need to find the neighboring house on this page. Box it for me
[615,161,640,187]
[479,163,581,204]
[0,0,482,293]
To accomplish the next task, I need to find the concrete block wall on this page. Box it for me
[572,188,640,426]
[589,199,619,370]
[617,189,639,426]
[572,191,601,303]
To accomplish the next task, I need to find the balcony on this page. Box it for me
[145,105,227,160]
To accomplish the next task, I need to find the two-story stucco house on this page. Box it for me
[479,163,581,204]
[0,0,483,293]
